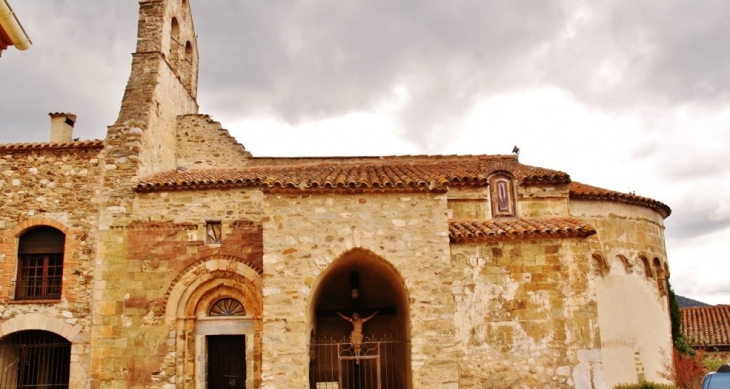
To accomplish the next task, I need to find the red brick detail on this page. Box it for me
[12,217,74,237]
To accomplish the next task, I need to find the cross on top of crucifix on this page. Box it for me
[315,271,396,318]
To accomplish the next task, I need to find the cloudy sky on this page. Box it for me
[2,1,729,304]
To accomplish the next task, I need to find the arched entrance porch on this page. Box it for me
[308,249,411,389]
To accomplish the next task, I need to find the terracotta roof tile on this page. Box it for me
[136,155,570,193]
[0,140,104,151]
[682,306,730,347]
[569,182,671,218]
[138,163,450,193]
[449,217,596,242]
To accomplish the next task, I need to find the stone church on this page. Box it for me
[0,1,673,388]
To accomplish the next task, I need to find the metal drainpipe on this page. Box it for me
[0,0,32,50]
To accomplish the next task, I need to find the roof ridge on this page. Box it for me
[0,139,104,150]
[569,181,671,218]
[448,217,596,243]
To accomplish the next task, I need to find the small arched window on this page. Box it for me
[489,174,516,217]
[183,41,194,89]
[15,227,65,300]
[170,18,180,44]
[185,41,193,63]
[169,18,180,66]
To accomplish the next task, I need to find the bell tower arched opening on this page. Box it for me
[309,249,411,389]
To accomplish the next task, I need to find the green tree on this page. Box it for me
[667,278,694,355]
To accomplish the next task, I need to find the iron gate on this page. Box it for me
[0,331,70,388]
[310,334,408,389]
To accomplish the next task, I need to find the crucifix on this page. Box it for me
[336,310,378,364]
[313,272,397,389]
[315,271,396,341]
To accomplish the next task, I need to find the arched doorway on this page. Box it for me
[164,257,263,388]
[309,249,411,389]
[0,330,71,388]
[202,298,248,389]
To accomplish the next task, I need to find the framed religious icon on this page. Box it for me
[489,175,516,217]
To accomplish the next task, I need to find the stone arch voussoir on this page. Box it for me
[307,246,411,333]
[0,314,83,343]
[615,254,633,274]
[163,255,263,321]
[12,217,74,237]
[310,247,409,298]
[591,252,610,276]
[637,253,653,279]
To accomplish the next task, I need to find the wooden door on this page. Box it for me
[208,335,246,388]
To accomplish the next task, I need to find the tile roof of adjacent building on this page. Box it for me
[569,182,672,218]
[682,305,730,348]
[0,140,104,150]
[449,217,596,242]
[136,155,570,193]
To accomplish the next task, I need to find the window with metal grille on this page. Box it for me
[15,227,65,301]
[0,330,71,388]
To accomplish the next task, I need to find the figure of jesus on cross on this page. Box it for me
[337,310,378,364]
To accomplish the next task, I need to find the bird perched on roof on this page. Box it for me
[512,145,520,156]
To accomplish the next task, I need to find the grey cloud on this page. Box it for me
[3,1,730,149]
[192,0,730,150]
[665,196,730,240]
[193,0,571,149]
[626,137,730,182]
[671,274,730,300]
[662,154,730,182]
[541,1,730,109]
[0,2,137,143]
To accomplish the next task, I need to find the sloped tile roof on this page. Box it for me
[449,217,596,242]
[136,155,570,193]
[0,140,104,150]
[682,306,730,347]
[569,182,671,218]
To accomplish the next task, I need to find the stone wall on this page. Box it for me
[0,145,103,388]
[175,114,252,169]
[451,237,604,388]
[260,191,459,388]
[570,200,672,387]
[517,184,570,218]
[447,186,490,219]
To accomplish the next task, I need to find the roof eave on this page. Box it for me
[0,0,31,52]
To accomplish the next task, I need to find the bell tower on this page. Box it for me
[108,0,200,176]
